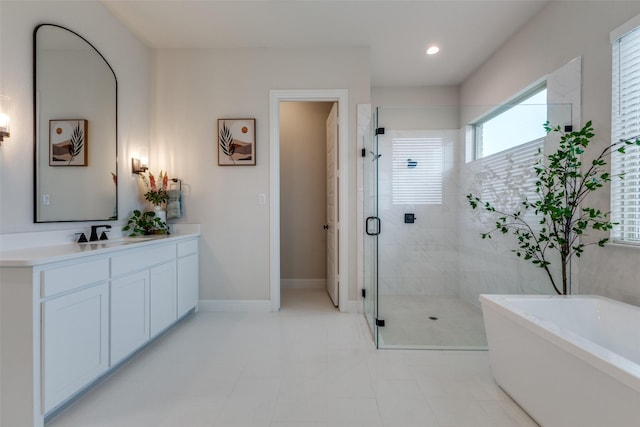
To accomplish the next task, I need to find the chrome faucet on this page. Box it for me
[90,225,112,241]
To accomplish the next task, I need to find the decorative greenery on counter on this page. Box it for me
[467,121,640,295]
[123,209,170,236]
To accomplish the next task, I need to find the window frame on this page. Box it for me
[472,82,547,160]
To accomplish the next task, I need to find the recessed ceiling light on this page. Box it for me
[426,46,440,55]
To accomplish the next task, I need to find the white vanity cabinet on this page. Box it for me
[177,239,199,317]
[110,270,150,365]
[150,260,178,337]
[110,243,178,348]
[42,271,110,414]
[0,233,199,427]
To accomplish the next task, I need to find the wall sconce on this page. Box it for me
[0,95,11,144]
[131,158,148,174]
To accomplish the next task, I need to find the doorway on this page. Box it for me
[269,89,349,312]
[279,101,335,308]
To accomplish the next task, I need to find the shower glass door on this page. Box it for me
[366,103,571,350]
[362,108,379,345]
[373,105,487,350]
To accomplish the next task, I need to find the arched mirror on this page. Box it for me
[34,24,117,222]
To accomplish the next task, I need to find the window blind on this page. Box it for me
[467,137,544,226]
[611,24,640,244]
[392,137,443,205]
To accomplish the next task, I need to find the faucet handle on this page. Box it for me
[99,230,110,241]
[90,224,112,241]
[76,232,88,243]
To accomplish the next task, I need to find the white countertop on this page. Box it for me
[0,231,200,267]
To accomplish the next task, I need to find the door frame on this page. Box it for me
[269,89,349,312]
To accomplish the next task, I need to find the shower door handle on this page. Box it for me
[366,216,381,236]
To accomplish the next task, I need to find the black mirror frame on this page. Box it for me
[33,23,118,223]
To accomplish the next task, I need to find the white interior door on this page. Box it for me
[326,102,339,306]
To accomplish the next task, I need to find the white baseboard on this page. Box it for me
[198,297,362,314]
[198,299,271,312]
[281,278,326,289]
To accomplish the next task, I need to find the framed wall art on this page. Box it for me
[218,118,256,166]
[49,119,88,166]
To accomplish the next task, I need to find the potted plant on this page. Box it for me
[123,209,169,236]
[467,121,640,295]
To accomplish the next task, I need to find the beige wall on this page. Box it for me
[460,1,640,304]
[279,102,333,282]
[152,47,370,301]
[372,86,459,109]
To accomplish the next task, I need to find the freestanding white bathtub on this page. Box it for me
[480,294,640,427]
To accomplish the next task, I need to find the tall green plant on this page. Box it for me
[467,121,640,295]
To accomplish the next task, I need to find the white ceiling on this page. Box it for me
[102,0,550,87]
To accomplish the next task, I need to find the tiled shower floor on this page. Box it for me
[377,295,488,349]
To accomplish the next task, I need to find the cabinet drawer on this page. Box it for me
[41,258,109,298]
[111,244,176,277]
[177,239,198,257]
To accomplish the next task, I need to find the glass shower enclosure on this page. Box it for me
[363,103,572,350]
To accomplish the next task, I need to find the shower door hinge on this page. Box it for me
[375,127,385,135]
[375,318,385,327]
[361,288,366,298]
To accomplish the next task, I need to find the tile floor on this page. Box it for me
[376,295,488,349]
[47,288,538,427]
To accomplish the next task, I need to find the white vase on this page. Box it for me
[154,205,167,223]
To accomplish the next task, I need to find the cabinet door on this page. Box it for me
[177,253,198,317]
[42,282,109,413]
[110,270,150,365]
[150,261,177,337]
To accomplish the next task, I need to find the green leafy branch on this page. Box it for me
[467,121,640,295]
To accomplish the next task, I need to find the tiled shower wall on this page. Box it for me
[457,58,580,306]
[457,164,559,305]
[374,59,579,306]
[375,107,460,297]
[376,126,554,303]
